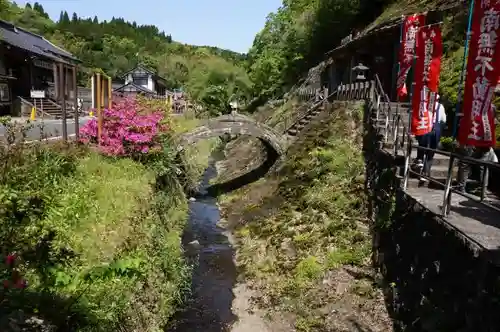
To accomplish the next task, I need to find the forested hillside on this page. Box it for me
[0,0,251,115]
[246,0,466,107]
[246,0,390,98]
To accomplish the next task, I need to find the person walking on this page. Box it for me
[413,94,447,180]
[457,146,498,193]
[457,91,499,193]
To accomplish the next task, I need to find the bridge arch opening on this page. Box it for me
[178,114,286,195]
[179,114,286,157]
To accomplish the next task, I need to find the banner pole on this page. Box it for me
[392,15,406,154]
[403,52,419,190]
[452,0,475,139]
[395,15,404,106]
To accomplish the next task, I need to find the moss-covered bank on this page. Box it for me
[218,103,392,331]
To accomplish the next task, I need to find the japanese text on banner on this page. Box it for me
[411,25,443,136]
[397,14,426,97]
[458,0,500,147]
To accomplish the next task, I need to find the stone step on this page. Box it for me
[380,101,411,105]
[376,124,407,132]
[399,176,469,192]
[374,116,410,124]
[383,139,417,150]
[404,176,451,189]
[392,162,455,180]
[287,129,298,136]
[380,102,412,109]
[299,118,309,125]
[390,146,450,160]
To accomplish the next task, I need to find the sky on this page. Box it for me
[15,0,282,53]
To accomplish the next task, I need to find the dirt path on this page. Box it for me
[230,283,272,332]
[222,229,292,332]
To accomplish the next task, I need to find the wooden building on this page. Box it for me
[113,65,171,98]
[323,19,402,101]
[323,9,451,101]
[0,19,80,118]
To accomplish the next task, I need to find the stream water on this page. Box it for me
[167,149,238,331]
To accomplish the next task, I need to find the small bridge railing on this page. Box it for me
[268,74,327,133]
[281,88,336,133]
[338,75,500,217]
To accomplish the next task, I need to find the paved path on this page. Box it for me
[377,101,500,265]
[0,117,91,142]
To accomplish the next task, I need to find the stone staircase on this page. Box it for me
[374,101,458,188]
[23,98,74,119]
[285,102,324,137]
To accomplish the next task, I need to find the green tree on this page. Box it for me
[62,11,70,24]
[0,0,250,114]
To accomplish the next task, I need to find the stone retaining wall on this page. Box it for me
[363,101,500,331]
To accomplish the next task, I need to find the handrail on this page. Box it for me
[366,76,500,217]
[403,145,500,215]
[18,97,55,119]
[47,99,62,109]
[284,89,338,134]
[18,96,34,108]
[334,74,500,218]
[280,95,317,133]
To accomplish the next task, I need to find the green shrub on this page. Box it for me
[0,117,194,331]
[439,136,457,152]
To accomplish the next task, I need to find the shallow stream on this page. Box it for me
[167,149,237,331]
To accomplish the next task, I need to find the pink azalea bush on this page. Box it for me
[80,97,169,156]
[1,253,27,290]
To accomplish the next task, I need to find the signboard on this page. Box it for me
[30,90,46,98]
[33,59,53,70]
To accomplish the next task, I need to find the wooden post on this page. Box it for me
[90,75,95,109]
[53,62,59,100]
[107,76,112,109]
[101,77,105,110]
[58,63,68,141]
[72,66,79,140]
[96,73,102,143]
[323,86,328,110]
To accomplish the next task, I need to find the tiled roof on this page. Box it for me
[113,82,156,95]
[326,0,465,56]
[0,19,78,63]
[120,65,155,79]
[120,65,167,84]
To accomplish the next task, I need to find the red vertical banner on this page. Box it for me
[411,25,443,136]
[397,14,426,98]
[458,0,500,147]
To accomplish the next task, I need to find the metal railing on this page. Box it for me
[337,80,375,101]
[266,74,323,132]
[282,88,339,134]
[338,74,500,217]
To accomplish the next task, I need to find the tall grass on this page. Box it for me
[0,111,213,331]
[222,106,376,330]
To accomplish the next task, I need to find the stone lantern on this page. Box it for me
[229,98,239,115]
[352,63,369,82]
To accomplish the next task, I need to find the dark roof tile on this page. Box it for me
[113,82,156,94]
[0,19,78,63]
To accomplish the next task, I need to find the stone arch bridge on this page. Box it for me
[180,113,287,156]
